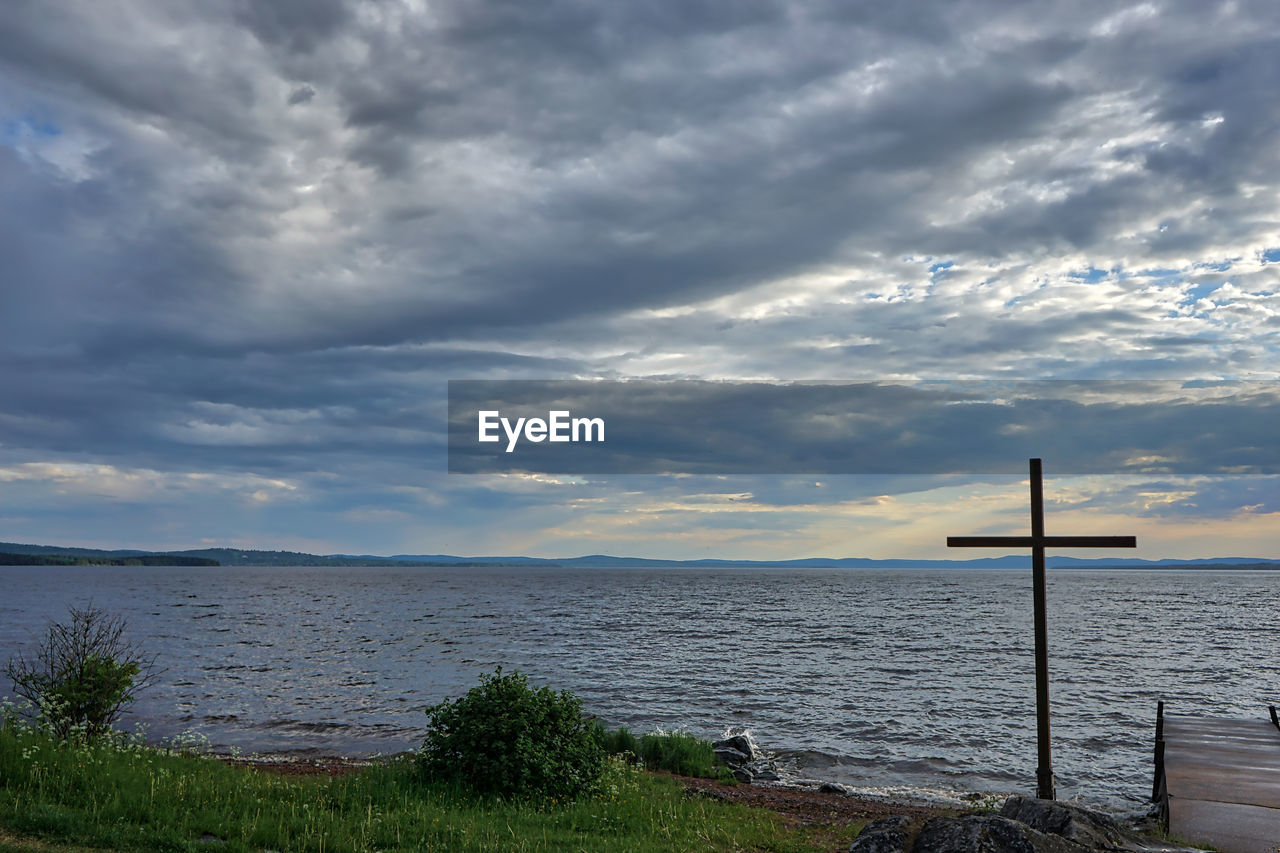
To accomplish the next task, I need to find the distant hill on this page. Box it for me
[0,541,1276,570]
[0,542,152,558]
[387,552,1280,570]
[174,548,519,568]
[0,552,218,567]
[0,543,525,568]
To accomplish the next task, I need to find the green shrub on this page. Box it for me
[3,604,156,739]
[416,668,604,802]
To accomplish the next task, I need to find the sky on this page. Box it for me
[1,0,1279,560]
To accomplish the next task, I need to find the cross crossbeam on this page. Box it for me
[947,458,1136,801]
[948,536,1136,548]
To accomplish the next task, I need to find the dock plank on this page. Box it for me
[1166,799,1280,853]
[1161,713,1280,853]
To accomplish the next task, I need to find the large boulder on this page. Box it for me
[911,815,1086,853]
[849,815,913,853]
[713,745,751,766]
[847,798,1207,853]
[997,797,1204,853]
[712,734,756,762]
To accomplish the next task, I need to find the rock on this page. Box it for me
[998,797,1204,853]
[849,815,913,853]
[714,746,751,766]
[711,729,791,786]
[845,797,1204,853]
[912,815,1085,853]
[820,781,854,795]
[999,797,1130,850]
[713,734,756,760]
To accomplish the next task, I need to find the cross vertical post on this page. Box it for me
[947,458,1136,801]
[1029,458,1053,800]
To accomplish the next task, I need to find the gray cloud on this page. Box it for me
[286,84,316,105]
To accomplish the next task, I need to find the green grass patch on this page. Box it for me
[592,723,733,781]
[637,731,723,779]
[591,722,641,761]
[0,720,854,852]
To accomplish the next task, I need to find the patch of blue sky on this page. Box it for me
[928,260,954,275]
[1180,378,1251,389]
[1067,266,1111,283]
[1195,259,1234,272]
[1181,280,1223,304]
[1262,248,1280,263]
[1,115,62,142]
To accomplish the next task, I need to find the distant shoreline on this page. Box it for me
[0,552,219,567]
[1,538,1277,570]
[1,559,1279,571]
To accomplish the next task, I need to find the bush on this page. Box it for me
[3,604,156,739]
[416,668,604,802]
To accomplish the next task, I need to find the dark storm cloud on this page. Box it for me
[0,343,586,481]
[233,0,350,54]
[286,84,316,106]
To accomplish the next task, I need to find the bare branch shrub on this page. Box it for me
[3,603,158,739]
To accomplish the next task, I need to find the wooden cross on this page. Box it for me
[947,458,1136,800]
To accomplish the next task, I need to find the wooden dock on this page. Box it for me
[1154,702,1280,853]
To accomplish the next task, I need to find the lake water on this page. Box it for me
[1,566,1275,813]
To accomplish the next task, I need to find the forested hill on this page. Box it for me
[173,549,512,567]
[0,542,512,568]
[0,552,218,566]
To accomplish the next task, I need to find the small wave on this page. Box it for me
[826,783,1010,810]
[253,720,352,732]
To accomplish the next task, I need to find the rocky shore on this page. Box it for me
[847,797,1201,853]
[707,732,1202,853]
[712,730,1002,809]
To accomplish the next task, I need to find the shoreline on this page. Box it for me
[209,750,960,834]
[206,751,1165,842]
[208,748,1022,812]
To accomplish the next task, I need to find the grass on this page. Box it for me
[592,723,731,781]
[637,730,725,779]
[0,719,860,852]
